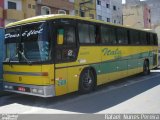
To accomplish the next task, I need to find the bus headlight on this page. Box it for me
[32,88,38,93]
[38,89,44,95]
[8,86,13,90]
[31,88,44,95]
[4,85,9,89]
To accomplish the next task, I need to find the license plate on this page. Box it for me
[18,87,26,92]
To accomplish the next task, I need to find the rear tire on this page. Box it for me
[143,60,150,75]
[79,68,95,94]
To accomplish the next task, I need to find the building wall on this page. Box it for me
[1,0,36,26]
[74,0,96,19]
[126,0,141,5]
[0,0,4,27]
[36,0,74,16]
[155,25,160,47]
[143,4,151,28]
[96,0,112,22]
[22,0,36,18]
[4,0,23,26]
[4,0,22,10]
[143,0,160,28]
[111,0,123,24]
[123,3,151,29]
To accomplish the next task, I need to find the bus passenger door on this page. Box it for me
[54,19,78,96]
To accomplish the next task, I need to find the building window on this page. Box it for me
[75,10,78,15]
[149,10,151,13]
[106,4,110,8]
[28,4,31,8]
[58,10,66,14]
[32,5,35,9]
[107,18,110,22]
[8,1,16,9]
[41,6,51,15]
[113,20,116,23]
[98,15,102,20]
[149,19,151,23]
[89,14,94,19]
[97,0,101,5]
[113,5,117,11]
[90,0,94,4]
[80,11,85,17]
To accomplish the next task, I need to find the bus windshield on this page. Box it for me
[5,22,50,63]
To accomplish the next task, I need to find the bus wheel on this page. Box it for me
[79,68,95,94]
[143,60,150,75]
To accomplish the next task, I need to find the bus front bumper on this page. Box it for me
[3,82,55,97]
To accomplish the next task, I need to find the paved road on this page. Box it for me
[0,68,160,114]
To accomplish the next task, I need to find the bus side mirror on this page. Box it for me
[57,29,64,45]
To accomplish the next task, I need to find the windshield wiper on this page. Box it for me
[18,51,32,65]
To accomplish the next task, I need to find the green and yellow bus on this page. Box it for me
[3,14,158,97]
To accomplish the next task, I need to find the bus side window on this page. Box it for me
[64,27,76,45]
[57,29,64,45]
[150,33,154,45]
[117,28,128,45]
[153,34,158,45]
[140,32,147,45]
[129,30,140,45]
[154,34,158,45]
[101,25,116,45]
[95,25,100,44]
[78,23,96,44]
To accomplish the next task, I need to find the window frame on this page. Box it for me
[8,1,17,9]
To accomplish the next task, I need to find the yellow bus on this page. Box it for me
[3,15,158,97]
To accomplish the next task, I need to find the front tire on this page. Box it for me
[79,68,95,94]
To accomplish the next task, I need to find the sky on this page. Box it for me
[122,0,125,4]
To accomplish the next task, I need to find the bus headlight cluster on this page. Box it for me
[31,88,44,95]
[4,85,13,90]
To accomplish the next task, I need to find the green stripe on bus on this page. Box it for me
[91,51,153,75]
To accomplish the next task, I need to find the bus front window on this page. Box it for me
[5,22,50,63]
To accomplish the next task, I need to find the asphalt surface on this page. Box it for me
[0,67,160,114]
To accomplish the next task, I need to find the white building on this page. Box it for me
[96,0,122,24]
[111,0,123,24]
[96,0,112,22]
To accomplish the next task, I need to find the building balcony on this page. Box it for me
[0,7,3,18]
[4,9,24,21]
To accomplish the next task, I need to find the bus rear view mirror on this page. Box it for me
[57,29,64,45]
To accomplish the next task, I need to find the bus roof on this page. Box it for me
[6,14,155,33]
